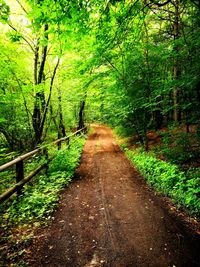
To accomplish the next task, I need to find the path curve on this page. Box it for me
[29,125,200,267]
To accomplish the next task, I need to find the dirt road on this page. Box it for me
[30,125,200,267]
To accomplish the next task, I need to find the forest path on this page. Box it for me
[29,125,200,267]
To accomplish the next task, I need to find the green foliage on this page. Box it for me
[0,0,10,23]
[0,38,33,151]
[158,131,199,164]
[1,136,85,225]
[0,151,19,195]
[126,149,200,218]
[119,143,128,150]
[49,136,85,176]
[0,170,15,194]
[0,0,200,223]
[0,0,199,154]
[6,172,70,223]
[114,125,135,138]
[7,31,22,42]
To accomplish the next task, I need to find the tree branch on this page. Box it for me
[39,58,60,137]
[34,39,39,85]
[149,0,172,7]
[15,0,28,14]
[8,23,35,52]
[104,56,122,77]
[37,24,49,84]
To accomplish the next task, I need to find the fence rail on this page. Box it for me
[0,128,85,204]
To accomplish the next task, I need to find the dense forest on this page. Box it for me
[0,0,200,265]
[0,0,199,151]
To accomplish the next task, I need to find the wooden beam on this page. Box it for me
[0,127,86,204]
[0,128,85,172]
[0,163,47,204]
[0,148,40,172]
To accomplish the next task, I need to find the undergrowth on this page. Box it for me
[125,148,200,219]
[157,131,200,164]
[0,135,86,266]
[0,136,85,227]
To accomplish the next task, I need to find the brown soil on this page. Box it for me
[28,125,200,267]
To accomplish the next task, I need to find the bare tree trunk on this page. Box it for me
[78,100,86,130]
[32,24,49,144]
[39,58,60,139]
[173,0,181,123]
[57,86,66,137]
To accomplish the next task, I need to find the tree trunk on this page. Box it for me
[78,100,85,130]
[39,58,60,140]
[173,0,181,123]
[32,24,49,144]
[57,87,66,137]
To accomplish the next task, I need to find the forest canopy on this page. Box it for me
[0,0,199,151]
[1,2,200,266]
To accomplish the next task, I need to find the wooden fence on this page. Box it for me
[0,128,85,204]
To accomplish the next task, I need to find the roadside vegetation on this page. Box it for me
[116,124,200,220]
[124,147,200,219]
[0,0,200,265]
[0,135,86,266]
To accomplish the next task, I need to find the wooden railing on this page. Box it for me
[0,128,85,204]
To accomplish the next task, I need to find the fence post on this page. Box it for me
[66,137,70,146]
[43,148,49,175]
[16,160,24,196]
[58,140,61,150]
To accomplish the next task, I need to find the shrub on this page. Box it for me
[49,137,85,176]
[126,149,200,218]
[115,125,135,137]
[158,132,197,164]
[2,136,86,225]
